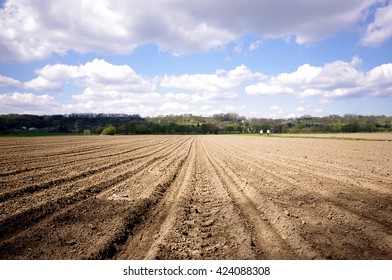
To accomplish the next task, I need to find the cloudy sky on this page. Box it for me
[0,0,391,118]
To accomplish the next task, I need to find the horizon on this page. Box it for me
[0,1,392,118]
[1,112,391,121]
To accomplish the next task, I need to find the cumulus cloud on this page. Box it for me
[0,0,384,62]
[0,92,60,114]
[245,57,392,101]
[0,0,133,62]
[24,76,62,91]
[365,63,392,96]
[0,0,235,61]
[245,83,295,96]
[25,58,155,94]
[160,64,261,101]
[61,100,158,116]
[20,60,264,115]
[2,57,392,115]
[0,75,22,87]
[361,2,392,46]
[25,60,261,113]
[14,58,163,114]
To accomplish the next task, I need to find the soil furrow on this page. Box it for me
[200,139,314,259]
[0,136,166,175]
[0,134,391,260]
[207,137,392,227]
[0,137,171,176]
[111,137,197,259]
[0,137,191,241]
[204,136,392,259]
[116,137,261,260]
[0,137,186,202]
[216,137,392,189]
[0,137,193,259]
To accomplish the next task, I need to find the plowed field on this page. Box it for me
[1,135,391,260]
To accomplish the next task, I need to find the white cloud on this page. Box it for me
[72,89,162,104]
[20,60,263,115]
[233,41,243,53]
[0,0,235,61]
[319,99,331,105]
[275,57,363,90]
[269,105,284,117]
[23,58,155,98]
[289,105,325,117]
[0,75,22,87]
[0,0,134,62]
[24,76,62,91]
[201,105,212,111]
[163,92,192,102]
[160,64,259,101]
[248,40,263,51]
[314,108,324,114]
[361,2,392,46]
[35,64,80,80]
[0,0,384,62]
[221,104,247,112]
[2,57,392,116]
[62,101,157,116]
[17,60,263,115]
[159,102,190,112]
[161,65,253,91]
[17,58,165,115]
[365,63,392,96]
[0,92,60,114]
[245,83,295,96]
[78,59,152,90]
[245,57,392,101]
[287,113,296,118]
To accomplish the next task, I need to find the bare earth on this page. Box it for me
[278,133,392,140]
[0,135,391,260]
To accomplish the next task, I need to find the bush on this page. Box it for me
[101,125,116,135]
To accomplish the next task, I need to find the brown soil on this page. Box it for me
[279,132,392,140]
[0,135,391,259]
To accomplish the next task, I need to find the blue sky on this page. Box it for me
[0,0,391,118]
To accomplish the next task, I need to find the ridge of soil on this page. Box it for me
[0,135,391,259]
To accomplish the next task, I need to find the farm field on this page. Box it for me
[274,133,392,140]
[0,135,391,260]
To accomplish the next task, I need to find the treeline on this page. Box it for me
[0,113,391,135]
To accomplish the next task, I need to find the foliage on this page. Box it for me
[0,113,391,135]
[101,125,116,135]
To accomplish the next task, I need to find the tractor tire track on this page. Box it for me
[200,139,317,259]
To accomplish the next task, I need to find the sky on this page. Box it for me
[0,0,391,118]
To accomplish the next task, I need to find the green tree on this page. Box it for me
[92,126,103,134]
[200,123,209,134]
[364,121,376,132]
[136,124,149,134]
[101,125,116,135]
[74,120,82,133]
[331,123,343,133]
[126,122,137,134]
